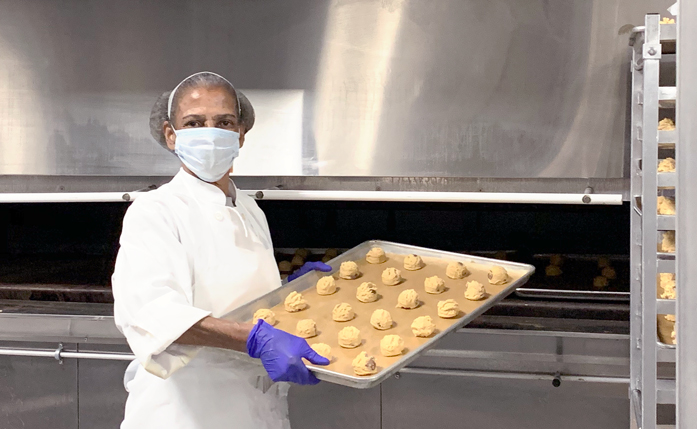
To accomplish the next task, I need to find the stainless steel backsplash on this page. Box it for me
[0,0,673,178]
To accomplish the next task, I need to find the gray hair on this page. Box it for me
[149,74,255,153]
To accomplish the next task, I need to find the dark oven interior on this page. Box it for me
[0,200,631,332]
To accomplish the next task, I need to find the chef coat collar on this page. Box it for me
[173,168,237,206]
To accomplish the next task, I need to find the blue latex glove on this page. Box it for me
[287,261,332,282]
[247,320,330,385]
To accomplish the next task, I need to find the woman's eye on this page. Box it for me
[184,121,200,127]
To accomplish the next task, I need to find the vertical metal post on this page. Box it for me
[629,28,645,429]
[641,13,662,429]
[676,2,697,428]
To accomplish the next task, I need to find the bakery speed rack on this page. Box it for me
[629,14,677,429]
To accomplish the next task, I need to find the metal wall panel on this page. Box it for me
[0,0,674,179]
[0,341,78,429]
[77,344,130,429]
[288,383,380,429]
[382,372,629,429]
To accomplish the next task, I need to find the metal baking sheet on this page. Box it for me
[222,240,534,389]
[515,254,629,301]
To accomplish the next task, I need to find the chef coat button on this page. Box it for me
[214,212,224,221]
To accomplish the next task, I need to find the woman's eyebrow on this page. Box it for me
[181,114,206,122]
[213,113,238,120]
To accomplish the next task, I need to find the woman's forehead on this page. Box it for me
[177,86,237,116]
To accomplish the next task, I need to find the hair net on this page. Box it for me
[149,72,255,153]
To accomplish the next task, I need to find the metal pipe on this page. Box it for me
[0,192,139,203]
[0,348,134,361]
[246,190,623,205]
[397,367,629,384]
[676,1,697,427]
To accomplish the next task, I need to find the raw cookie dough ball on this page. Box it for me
[446,261,468,279]
[411,316,436,337]
[339,261,361,279]
[252,309,277,326]
[284,291,307,312]
[464,281,487,301]
[356,282,379,303]
[545,265,563,277]
[424,276,446,294]
[549,254,564,266]
[494,251,508,260]
[366,247,387,264]
[380,335,405,357]
[316,276,337,295]
[396,289,419,309]
[294,248,310,259]
[370,309,393,330]
[601,266,617,280]
[291,254,304,268]
[352,351,378,376]
[658,118,675,130]
[332,303,355,322]
[661,279,676,299]
[658,196,676,215]
[593,276,609,289]
[381,267,403,285]
[662,231,676,253]
[296,319,317,338]
[660,273,676,284]
[325,248,339,258]
[658,157,676,173]
[278,260,293,273]
[597,257,611,269]
[437,299,460,318]
[338,326,362,348]
[404,254,425,271]
[488,266,509,285]
[310,343,332,360]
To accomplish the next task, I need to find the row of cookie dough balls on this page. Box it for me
[317,275,490,303]
[337,249,510,286]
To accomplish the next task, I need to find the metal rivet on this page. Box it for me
[394,373,400,379]
[648,47,657,55]
[582,195,591,204]
[552,373,561,387]
[122,193,131,201]
[255,191,264,199]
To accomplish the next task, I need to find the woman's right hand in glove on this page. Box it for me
[246,320,330,385]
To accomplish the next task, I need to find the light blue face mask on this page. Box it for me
[173,127,240,183]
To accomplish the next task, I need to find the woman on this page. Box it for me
[112,71,331,428]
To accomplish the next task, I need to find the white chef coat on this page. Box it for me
[112,168,289,429]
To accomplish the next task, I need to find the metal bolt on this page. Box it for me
[394,373,400,379]
[648,47,657,56]
[122,193,131,201]
[552,373,561,387]
[255,191,264,199]
[582,195,591,204]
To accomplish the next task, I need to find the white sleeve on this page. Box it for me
[112,197,211,379]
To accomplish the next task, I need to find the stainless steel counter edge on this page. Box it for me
[0,311,633,385]
[0,312,125,344]
[0,175,630,201]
